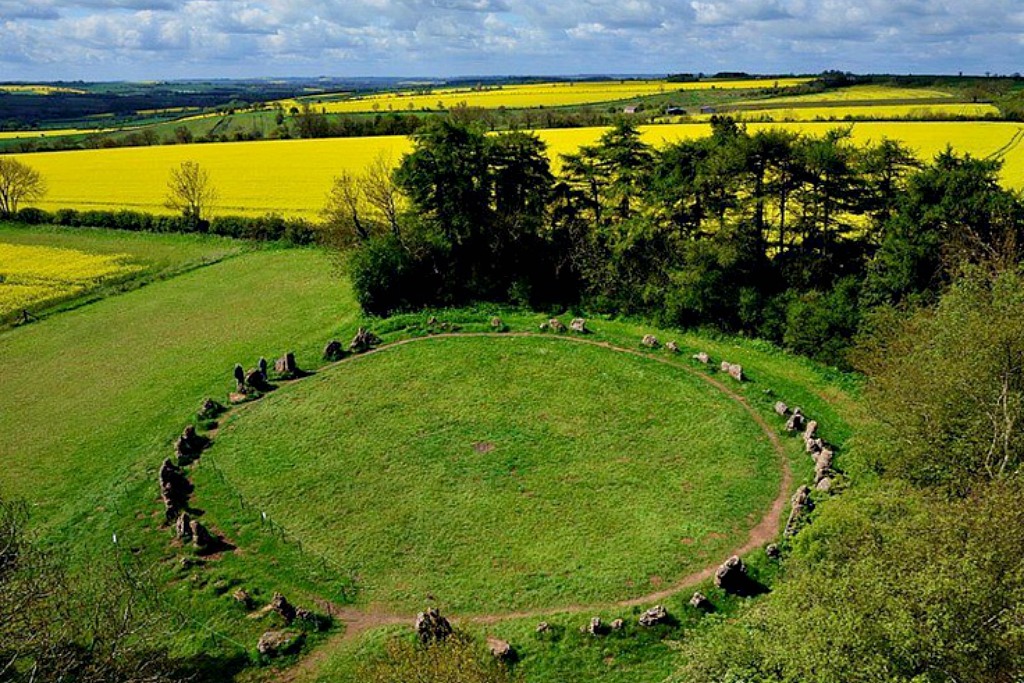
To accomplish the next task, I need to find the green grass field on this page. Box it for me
[0,225,865,681]
[210,335,780,614]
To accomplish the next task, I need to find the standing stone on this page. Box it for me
[270,592,297,623]
[693,351,710,364]
[610,618,625,631]
[414,608,453,643]
[803,420,818,441]
[717,361,744,381]
[190,519,215,553]
[570,318,589,334]
[350,327,381,353]
[548,318,567,333]
[175,425,207,465]
[689,592,712,611]
[159,459,191,519]
[785,408,806,433]
[245,369,271,393]
[666,341,680,353]
[638,604,670,627]
[816,477,833,492]
[233,588,253,609]
[233,364,245,393]
[535,622,550,634]
[490,317,504,330]
[257,630,303,657]
[815,449,834,483]
[197,398,225,421]
[487,636,514,660]
[258,357,268,379]
[765,543,780,559]
[714,556,747,594]
[323,340,344,361]
[805,436,824,455]
[584,617,605,635]
[642,334,660,348]
[274,352,298,377]
[174,512,193,542]
[774,401,789,417]
[785,485,813,537]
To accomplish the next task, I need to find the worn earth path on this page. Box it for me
[216,332,795,683]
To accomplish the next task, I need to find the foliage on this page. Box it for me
[0,157,46,217]
[854,267,1024,490]
[164,160,217,225]
[0,497,190,683]
[678,480,1024,683]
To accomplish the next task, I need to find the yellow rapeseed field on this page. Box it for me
[14,121,1024,219]
[285,78,812,113]
[694,103,1000,122]
[740,84,956,104]
[0,85,87,95]
[0,243,142,316]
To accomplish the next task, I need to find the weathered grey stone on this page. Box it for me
[638,604,670,627]
[349,327,381,353]
[784,485,813,537]
[175,425,207,465]
[816,477,833,492]
[174,513,193,542]
[257,630,303,657]
[689,592,712,611]
[721,362,744,382]
[414,608,453,643]
[258,357,268,378]
[159,459,191,519]
[803,420,819,441]
[548,318,567,333]
[245,368,272,393]
[693,351,710,364]
[535,621,550,634]
[714,556,748,594]
[666,341,680,353]
[765,543,780,559]
[488,636,514,660]
[815,449,834,483]
[538,322,549,332]
[805,436,824,455]
[233,588,253,609]
[785,408,806,433]
[274,352,298,377]
[774,401,789,417]
[642,334,659,348]
[491,317,504,330]
[570,318,589,334]
[269,592,296,623]
[584,616,605,635]
[233,364,245,388]
[197,398,225,421]
[190,520,215,553]
[323,340,344,361]
[610,618,625,631]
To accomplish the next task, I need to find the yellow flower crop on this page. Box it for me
[13,121,1024,220]
[0,244,143,317]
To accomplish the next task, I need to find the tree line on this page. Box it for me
[330,117,1023,367]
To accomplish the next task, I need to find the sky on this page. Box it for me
[1,0,1023,81]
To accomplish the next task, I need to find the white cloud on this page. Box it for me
[1,0,1023,79]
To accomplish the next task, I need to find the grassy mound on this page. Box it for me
[209,335,781,613]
